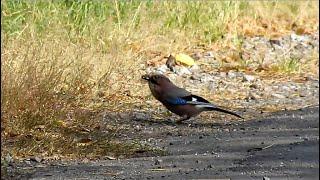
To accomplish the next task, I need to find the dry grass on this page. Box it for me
[1,1,319,160]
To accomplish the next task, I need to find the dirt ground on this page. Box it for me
[6,105,319,180]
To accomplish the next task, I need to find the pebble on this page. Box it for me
[190,64,200,72]
[190,74,201,81]
[272,93,286,99]
[191,52,202,60]
[249,83,259,89]
[227,71,237,79]
[200,75,214,83]
[156,64,169,74]
[175,66,192,75]
[207,82,216,91]
[290,33,310,42]
[30,157,43,163]
[5,154,13,164]
[204,51,214,58]
[219,72,227,78]
[143,32,318,115]
[133,112,149,121]
[154,159,162,165]
[207,164,213,168]
[243,74,255,82]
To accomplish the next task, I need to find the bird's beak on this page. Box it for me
[141,74,150,81]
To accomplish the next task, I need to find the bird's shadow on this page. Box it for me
[133,118,178,126]
[132,117,238,128]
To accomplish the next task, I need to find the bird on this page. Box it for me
[142,73,243,123]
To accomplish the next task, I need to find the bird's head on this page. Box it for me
[141,73,171,86]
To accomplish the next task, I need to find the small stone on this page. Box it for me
[219,72,227,78]
[146,67,153,74]
[191,52,202,60]
[5,154,13,164]
[291,33,310,42]
[207,82,216,91]
[190,64,200,72]
[207,164,213,168]
[247,92,260,101]
[227,71,237,79]
[134,125,141,131]
[249,83,258,89]
[190,75,201,81]
[154,159,162,165]
[175,66,192,76]
[133,112,149,121]
[204,51,214,58]
[167,73,177,81]
[193,168,200,171]
[30,156,42,163]
[269,39,281,46]
[243,75,255,82]
[200,75,214,83]
[299,92,308,97]
[156,64,169,74]
[25,159,32,165]
[272,93,286,99]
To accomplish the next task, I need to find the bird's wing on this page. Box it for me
[164,92,214,106]
[182,94,218,107]
[162,86,191,105]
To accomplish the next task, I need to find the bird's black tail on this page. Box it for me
[205,106,243,119]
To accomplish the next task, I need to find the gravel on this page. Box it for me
[144,31,319,114]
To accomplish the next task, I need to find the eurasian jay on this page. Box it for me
[142,73,243,122]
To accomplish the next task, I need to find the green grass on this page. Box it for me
[1,0,319,160]
[271,58,301,74]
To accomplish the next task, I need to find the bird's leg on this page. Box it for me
[175,115,190,123]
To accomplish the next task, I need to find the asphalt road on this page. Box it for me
[8,106,319,180]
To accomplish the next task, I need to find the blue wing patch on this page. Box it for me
[166,98,187,105]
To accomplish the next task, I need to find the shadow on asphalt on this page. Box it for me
[6,106,319,180]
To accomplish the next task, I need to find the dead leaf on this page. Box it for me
[175,53,195,67]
